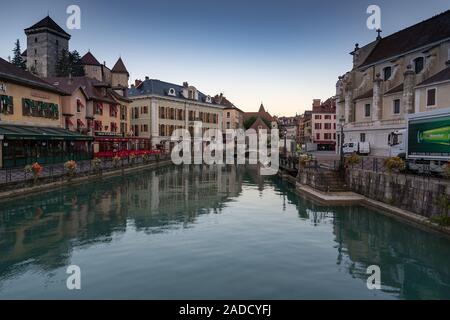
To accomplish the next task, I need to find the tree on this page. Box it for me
[55,49,85,77]
[69,50,85,76]
[244,116,257,130]
[11,39,26,70]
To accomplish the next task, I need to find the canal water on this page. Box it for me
[0,165,449,299]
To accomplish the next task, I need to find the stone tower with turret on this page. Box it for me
[24,16,71,78]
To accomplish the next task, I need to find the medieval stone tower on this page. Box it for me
[24,16,71,78]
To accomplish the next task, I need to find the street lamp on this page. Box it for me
[284,128,287,157]
[339,116,345,171]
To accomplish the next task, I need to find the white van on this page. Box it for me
[343,142,370,155]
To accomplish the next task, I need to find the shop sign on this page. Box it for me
[31,91,50,100]
[95,131,124,138]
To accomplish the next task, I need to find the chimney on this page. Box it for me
[68,73,73,85]
[183,81,189,88]
[145,76,149,81]
[135,79,142,87]
[103,61,106,66]
[312,99,321,108]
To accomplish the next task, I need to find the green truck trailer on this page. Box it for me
[388,108,450,174]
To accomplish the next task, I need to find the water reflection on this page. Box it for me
[0,165,449,299]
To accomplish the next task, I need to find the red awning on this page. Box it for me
[97,103,103,110]
[66,118,74,126]
[77,119,85,127]
[110,104,118,113]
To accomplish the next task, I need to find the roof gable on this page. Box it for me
[417,66,450,86]
[360,10,450,68]
[80,52,102,66]
[127,79,217,105]
[0,57,65,94]
[24,16,70,39]
[111,58,129,75]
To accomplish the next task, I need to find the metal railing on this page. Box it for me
[0,153,170,190]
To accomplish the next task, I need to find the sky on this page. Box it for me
[1,0,449,116]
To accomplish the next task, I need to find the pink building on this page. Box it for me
[311,98,336,151]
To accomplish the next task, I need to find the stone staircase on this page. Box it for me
[316,170,349,192]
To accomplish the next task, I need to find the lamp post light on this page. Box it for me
[284,128,287,158]
[339,116,345,172]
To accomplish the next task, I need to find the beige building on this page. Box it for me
[128,78,223,148]
[336,10,450,156]
[214,94,244,130]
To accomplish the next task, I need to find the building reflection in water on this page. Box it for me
[272,179,450,299]
[0,164,449,299]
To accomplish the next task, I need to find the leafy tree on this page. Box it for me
[55,49,71,77]
[55,49,85,77]
[11,39,26,69]
[244,116,257,130]
[69,50,85,76]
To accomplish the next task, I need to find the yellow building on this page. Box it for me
[0,58,93,168]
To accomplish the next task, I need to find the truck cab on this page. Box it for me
[388,130,406,158]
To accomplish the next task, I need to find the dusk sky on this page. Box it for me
[1,0,449,115]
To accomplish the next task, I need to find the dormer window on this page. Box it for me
[383,66,392,81]
[205,95,212,103]
[414,57,424,74]
[188,90,195,100]
[168,88,176,96]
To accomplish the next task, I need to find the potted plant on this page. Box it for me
[299,154,312,168]
[64,160,77,180]
[129,153,136,166]
[345,153,361,168]
[25,162,43,185]
[443,161,450,179]
[91,157,102,173]
[384,156,405,174]
[112,155,121,168]
[143,154,150,164]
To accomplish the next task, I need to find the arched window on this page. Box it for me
[383,66,392,81]
[414,57,424,74]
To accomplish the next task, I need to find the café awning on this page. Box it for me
[0,124,94,141]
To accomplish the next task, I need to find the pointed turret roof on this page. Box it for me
[24,16,71,39]
[111,57,129,76]
[80,51,102,66]
[259,103,265,113]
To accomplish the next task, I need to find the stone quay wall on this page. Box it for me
[346,168,450,217]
